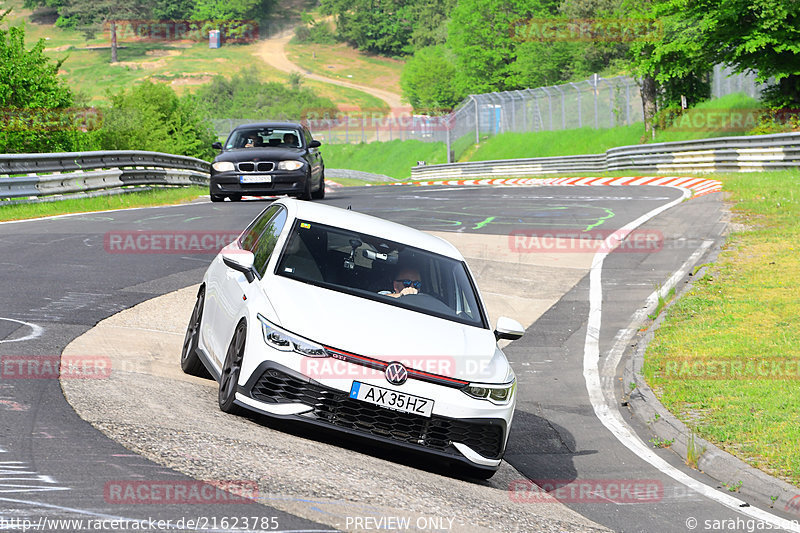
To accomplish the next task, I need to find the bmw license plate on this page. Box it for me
[349,381,433,417]
[239,175,272,184]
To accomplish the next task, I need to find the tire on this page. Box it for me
[180,287,211,378]
[219,320,247,415]
[311,171,325,199]
[298,174,313,201]
[229,194,242,202]
[210,194,224,202]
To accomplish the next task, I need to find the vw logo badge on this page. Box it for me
[385,362,408,385]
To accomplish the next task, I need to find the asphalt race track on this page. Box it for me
[1,184,798,532]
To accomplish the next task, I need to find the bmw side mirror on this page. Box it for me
[222,250,256,283]
[308,140,321,148]
[212,141,223,150]
[495,317,524,341]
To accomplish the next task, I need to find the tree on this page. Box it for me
[447,0,560,94]
[401,45,462,113]
[1,10,72,109]
[651,0,800,107]
[321,0,415,56]
[1,10,98,153]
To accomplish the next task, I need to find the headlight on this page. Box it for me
[212,161,235,172]
[277,160,304,171]
[257,314,327,357]
[461,379,516,405]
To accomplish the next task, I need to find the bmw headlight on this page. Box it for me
[462,379,516,405]
[257,314,327,357]
[277,160,304,171]
[212,161,235,172]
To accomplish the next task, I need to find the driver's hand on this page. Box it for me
[399,287,418,296]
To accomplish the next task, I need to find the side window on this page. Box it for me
[303,127,314,147]
[252,209,288,277]
[240,205,280,251]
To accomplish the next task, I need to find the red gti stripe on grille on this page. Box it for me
[323,347,468,388]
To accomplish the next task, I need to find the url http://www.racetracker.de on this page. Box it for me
[0,515,281,532]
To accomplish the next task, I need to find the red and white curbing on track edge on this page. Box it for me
[393,176,722,198]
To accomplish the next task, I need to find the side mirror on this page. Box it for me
[495,317,524,341]
[212,141,223,150]
[222,250,256,283]
[308,140,321,148]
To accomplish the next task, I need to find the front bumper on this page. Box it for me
[210,170,308,197]
[236,361,509,470]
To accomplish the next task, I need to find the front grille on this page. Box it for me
[236,162,275,173]
[250,369,505,459]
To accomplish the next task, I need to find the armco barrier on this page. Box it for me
[0,150,210,200]
[411,132,800,180]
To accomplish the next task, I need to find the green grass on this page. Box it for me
[322,140,447,180]
[286,41,404,100]
[465,124,646,161]
[643,169,800,486]
[0,187,205,221]
[463,93,763,161]
[4,0,386,108]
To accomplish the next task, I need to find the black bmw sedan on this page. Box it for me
[210,122,325,202]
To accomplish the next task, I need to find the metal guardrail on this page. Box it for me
[0,150,210,200]
[411,132,800,180]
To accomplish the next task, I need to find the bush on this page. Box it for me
[96,81,217,160]
[293,14,336,45]
[401,46,463,114]
[194,68,338,120]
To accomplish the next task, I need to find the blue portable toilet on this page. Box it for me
[209,30,221,48]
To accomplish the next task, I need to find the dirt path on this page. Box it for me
[253,28,405,110]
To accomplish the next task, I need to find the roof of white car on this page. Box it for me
[277,198,463,260]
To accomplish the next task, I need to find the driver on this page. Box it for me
[380,267,421,298]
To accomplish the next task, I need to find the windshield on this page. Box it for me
[225,127,302,149]
[275,220,487,328]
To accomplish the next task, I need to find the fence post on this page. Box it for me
[472,95,480,145]
[592,74,599,129]
[569,83,582,128]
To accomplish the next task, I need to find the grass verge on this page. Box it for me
[642,169,800,486]
[0,187,206,222]
[463,93,762,161]
[285,41,404,98]
[322,140,447,180]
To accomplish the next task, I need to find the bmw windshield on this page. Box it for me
[274,220,487,328]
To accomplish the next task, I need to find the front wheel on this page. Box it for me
[219,320,247,415]
[311,171,325,199]
[210,194,224,202]
[298,174,313,201]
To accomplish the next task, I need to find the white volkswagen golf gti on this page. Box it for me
[181,198,524,477]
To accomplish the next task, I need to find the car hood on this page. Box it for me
[216,147,305,161]
[262,276,508,383]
